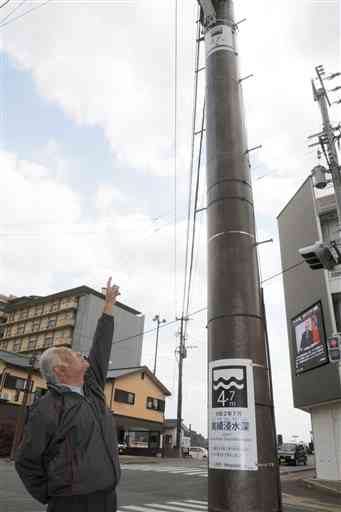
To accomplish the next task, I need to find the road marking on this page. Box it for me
[120,500,208,512]
[145,504,204,512]
[121,465,208,477]
[167,502,207,510]
[185,501,208,505]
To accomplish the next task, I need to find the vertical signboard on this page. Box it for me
[209,359,258,471]
[292,301,329,374]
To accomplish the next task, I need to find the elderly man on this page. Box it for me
[15,278,121,512]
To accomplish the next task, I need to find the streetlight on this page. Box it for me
[152,315,166,375]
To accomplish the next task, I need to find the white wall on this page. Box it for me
[311,401,341,480]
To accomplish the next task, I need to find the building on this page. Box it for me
[0,286,145,369]
[277,177,341,481]
[0,354,171,457]
[106,366,171,455]
[163,419,190,451]
[0,295,11,340]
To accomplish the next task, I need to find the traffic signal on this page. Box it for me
[299,241,341,270]
[327,335,341,363]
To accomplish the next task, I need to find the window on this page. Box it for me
[52,302,59,312]
[114,388,135,405]
[61,297,70,308]
[44,335,54,347]
[28,337,37,350]
[20,310,28,320]
[16,324,25,335]
[47,317,56,328]
[146,397,165,412]
[13,341,22,352]
[4,374,26,391]
[32,320,41,331]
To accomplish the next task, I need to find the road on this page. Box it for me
[0,458,340,512]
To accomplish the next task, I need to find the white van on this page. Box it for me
[188,446,208,459]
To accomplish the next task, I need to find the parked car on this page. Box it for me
[188,446,208,459]
[278,443,307,466]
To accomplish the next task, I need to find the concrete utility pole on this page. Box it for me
[310,65,341,384]
[311,66,341,223]
[175,315,188,456]
[197,1,281,511]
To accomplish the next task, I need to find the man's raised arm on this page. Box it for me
[86,278,120,388]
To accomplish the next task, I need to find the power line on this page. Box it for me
[185,99,205,320]
[0,0,10,9]
[181,12,201,317]
[0,0,25,24]
[0,0,52,28]
[261,261,305,285]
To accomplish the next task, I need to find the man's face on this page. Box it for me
[54,349,90,385]
[305,318,311,331]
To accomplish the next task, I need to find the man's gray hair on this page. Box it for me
[39,347,70,384]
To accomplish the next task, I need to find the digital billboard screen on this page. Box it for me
[291,301,329,375]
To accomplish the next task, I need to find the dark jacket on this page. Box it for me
[15,313,121,504]
[300,329,313,351]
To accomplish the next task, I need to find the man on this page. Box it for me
[15,278,121,511]
[299,318,313,351]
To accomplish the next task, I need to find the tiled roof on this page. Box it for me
[0,350,35,369]
[107,366,171,396]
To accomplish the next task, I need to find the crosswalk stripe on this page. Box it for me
[145,504,204,512]
[185,501,208,505]
[167,502,207,510]
[123,506,170,512]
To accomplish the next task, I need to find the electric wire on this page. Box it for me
[261,260,305,285]
[0,0,25,24]
[0,0,10,9]
[0,0,52,28]
[181,11,201,318]
[184,99,205,323]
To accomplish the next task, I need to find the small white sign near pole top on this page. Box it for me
[208,358,258,471]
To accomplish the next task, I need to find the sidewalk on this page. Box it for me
[281,469,341,511]
[303,476,341,496]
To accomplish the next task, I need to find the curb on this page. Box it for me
[302,478,341,496]
[280,466,315,476]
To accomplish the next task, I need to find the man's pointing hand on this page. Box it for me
[103,277,120,316]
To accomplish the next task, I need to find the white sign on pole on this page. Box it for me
[208,358,258,471]
[205,25,236,58]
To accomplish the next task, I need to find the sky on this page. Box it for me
[0,0,340,443]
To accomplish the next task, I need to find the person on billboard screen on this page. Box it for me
[311,314,321,345]
[299,317,314,351]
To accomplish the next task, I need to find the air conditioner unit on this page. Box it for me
[0,392,9,401]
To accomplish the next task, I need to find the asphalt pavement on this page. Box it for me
[0,457,340,512]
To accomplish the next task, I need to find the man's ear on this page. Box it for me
[53,366,64,381]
